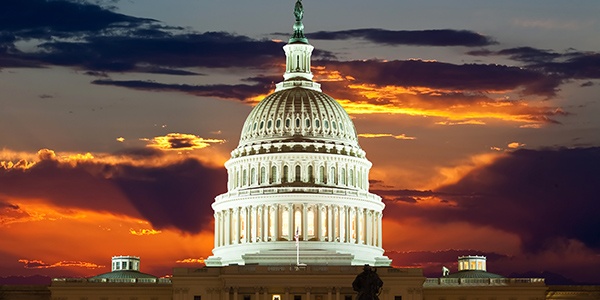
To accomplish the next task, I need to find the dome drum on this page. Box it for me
[224,152,373,192]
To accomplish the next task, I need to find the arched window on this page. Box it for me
[251,167,256,185]
[270,166,277,184]
[341,167,346,185]
[349,168,354,186]
[320,165,325,183]
[260,166,266,185]
[308,165,314,182]
[242,169,247,186]
[330,166,337,185]
[283,165,289,182]
[295,165,301,182]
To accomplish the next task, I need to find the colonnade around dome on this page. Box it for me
[213,201,383,248]
[226,153,372,191]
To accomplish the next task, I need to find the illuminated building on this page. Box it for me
[43,2,596,300]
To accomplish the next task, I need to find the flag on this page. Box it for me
[295,227,299,246]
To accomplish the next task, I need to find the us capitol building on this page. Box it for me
[17,1,596,300]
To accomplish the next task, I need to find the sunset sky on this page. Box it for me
[1,0,600,285]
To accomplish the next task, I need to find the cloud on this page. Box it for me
[0,148,227,233]
[468,47,600,82]
[507,142,525,149]
[142,133,225,151]
[317,59,563,97]
[358,133,416,140]
[176,258,205,264]
[92,79,272,101]
[306,29,496,47]
[18,259,102,269]
[381,147,600,253]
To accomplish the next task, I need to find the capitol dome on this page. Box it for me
[205,0,391,267]
[238,87,359,151]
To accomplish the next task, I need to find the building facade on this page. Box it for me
[45,2,595,300]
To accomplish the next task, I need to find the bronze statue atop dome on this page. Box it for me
[294,0,303,22]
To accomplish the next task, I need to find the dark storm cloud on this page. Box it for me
[1,0,154,39]
[0,0,299,72]
[92,79,272,101]
[0,151,226,233]
[382,147,600,253]
[307,29,495,47]
[111,159,226,233]
[317,59,563,97]
[468,47,600,82]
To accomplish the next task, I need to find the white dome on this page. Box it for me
[238,87,359,150]
[206,0,390,267]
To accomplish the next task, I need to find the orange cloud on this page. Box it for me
[129,228,162,236]
[175,258,205,264]
[142,133,225,151]
[508,142,526,149]
[358,133,416,140]
[18,259,103,269]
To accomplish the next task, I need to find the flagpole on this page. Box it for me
[295,227,300,266]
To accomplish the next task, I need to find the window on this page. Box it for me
[273,296,281,300]
[260,166,266,185]
[283,165,289,182]
[345,296,352,300]
[324,120,329,129]
[244,296,251,300]
[394,297,402,300]
[332,121,337,130]
[295,165,301,182]
[243,169,247,186]
[308,165,314,182]
[194,296,202,300]
[294,296,302,300]
[260,121,264,130]
[267,120,272,129]
[251,168,256,185]
[286,118,291,128]
[305,118,311,128]
[295,118,300,128]
[276,119,281,128]
[315,119,320,128]
[271,166,277,184]
[320,166,325,183]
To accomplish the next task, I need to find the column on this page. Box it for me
[213,212,218,248]
[234,207,240,244]
[316,204,322,241]
[345,206,350,243]
[335,287,340,300]
[302,203,308,241]
[327,288,332,300]
[336,206,342,242]
[354,207,361,244]
[274,205,280,241]
[288,204,294,239]
[262,205,268,242]
[225,210,231,245]
[327,205,333,242]
[305,288,311,300]
[377,212,383,248]
[255,288,260,300]
[366,210,372,246]
[285,288,290,300]
[233,287,238,300]
[244,207,250,243]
